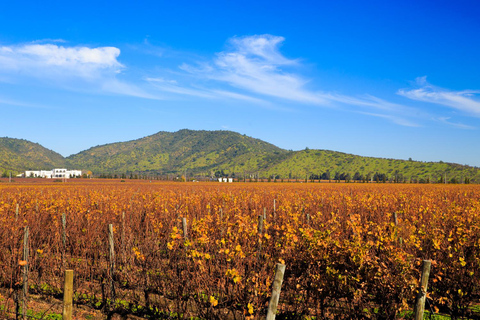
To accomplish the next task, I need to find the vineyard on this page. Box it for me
[1,180,480,319]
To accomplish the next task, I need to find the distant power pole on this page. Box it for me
[9,172,11,183]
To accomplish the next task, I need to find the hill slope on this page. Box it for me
[0,137,66,175]
[67,130,480,182]
[2,130,480,183]
[67,129,289,175]
[262,149,480,182]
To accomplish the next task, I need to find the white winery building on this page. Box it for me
[25,168,82,179]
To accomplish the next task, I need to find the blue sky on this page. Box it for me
[1,0,480,166]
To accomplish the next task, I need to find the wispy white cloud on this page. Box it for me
[436,117,475,129]
[19,44,121,68]
[145,77,178,85]
[31,39,68,44]
[179,35,329,105]
[0,97,54,109]
[101,79,165,100]
[157,34,422,125]
[0,44,123,78]
[0,42,164,100]
[228,35,297,66]
[329,94,407,112]
[357,111,420,127]
[398,76,480,117]
[146,76,271,106]
[209,89,270,105]
[329,94,421,127]
[147,78,216,99]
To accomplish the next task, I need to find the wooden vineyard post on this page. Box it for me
[22,226,29,320]
[263,207,267,220]
[182,217,188,239]
[121,211,126,265]
[273,199,276,220]
[414,260,432,320]
[258,215,264,235]
[266,263,286,320]
[62,213,67,265]
[62,213,67,248]
[15,204,19,221]
[62,270,74,320]
[108,224,116,307]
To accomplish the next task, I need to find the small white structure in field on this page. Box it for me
[218,177,233,183]
[218,178,222,182]
[25,168,82,178]
[228,178,233,183]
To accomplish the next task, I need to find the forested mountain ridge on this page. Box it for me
[260,149,479,183]
[1,130,479,182]
[67,129,289,175]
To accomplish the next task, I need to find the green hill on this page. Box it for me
[67,130,480,183]
[0,137,66,176]
[67,129,289,176]
[261,149,480,183]
[2,130,480,183]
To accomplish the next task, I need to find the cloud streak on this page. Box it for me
[179,35,329,105]
[436,117,475,129]
[0,97,54,109]
[328,94,421,127]
[146,76,271,106]
[398,76,480,117]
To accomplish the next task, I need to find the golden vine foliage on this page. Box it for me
[0,180,479,319]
